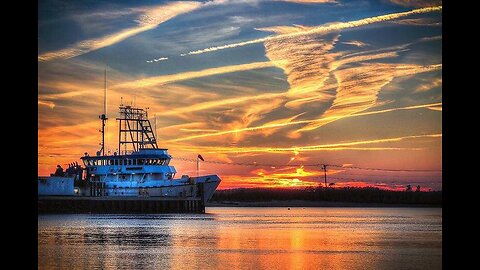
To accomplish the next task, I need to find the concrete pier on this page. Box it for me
[38,196,205,214]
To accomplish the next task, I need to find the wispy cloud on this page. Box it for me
[263,32,340,100]
[415,77,442,92]
[341,40,369,47]
[38,1,202,62]
[294,63,442,134]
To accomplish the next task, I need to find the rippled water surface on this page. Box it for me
[38,207,441,269]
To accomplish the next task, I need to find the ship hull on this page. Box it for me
[38,196,206,214]
[38,175,221,213]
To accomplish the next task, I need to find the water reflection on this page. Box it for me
[38,208,441,269]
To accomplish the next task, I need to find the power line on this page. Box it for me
[327,176,441,185]
[328,164,441,172]
[172,157,442,173]
[334,173,441,178]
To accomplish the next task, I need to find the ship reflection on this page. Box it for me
[38,208,442,270]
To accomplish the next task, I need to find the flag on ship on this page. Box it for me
[197,154,204,161]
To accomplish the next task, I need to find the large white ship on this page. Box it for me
[38,103,221,206]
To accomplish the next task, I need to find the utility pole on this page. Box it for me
[322,164,328,188]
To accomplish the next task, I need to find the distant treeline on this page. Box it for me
[211,187,442,205]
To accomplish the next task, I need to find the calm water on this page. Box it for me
[38,207,441,269]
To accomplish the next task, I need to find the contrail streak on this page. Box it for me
[172,134,441,154]
[114,61,278,89]
[182,6,442,56]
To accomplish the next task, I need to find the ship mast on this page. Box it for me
[99,68,108,156]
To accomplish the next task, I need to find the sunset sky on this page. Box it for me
[38,0,442,190]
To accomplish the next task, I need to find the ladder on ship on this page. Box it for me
[117,105,158,153]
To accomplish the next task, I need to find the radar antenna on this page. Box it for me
[98,68,108,156]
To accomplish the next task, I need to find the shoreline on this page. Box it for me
[207,200,442,208]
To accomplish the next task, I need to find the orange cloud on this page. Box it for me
[427,106,442,111]
[220,166,322,189]
[38,100,55,109]
[168,102,441,142]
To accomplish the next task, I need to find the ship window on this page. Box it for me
[128,160,132,165]
[138,159,145,165]
[109,160,114,165]
[166,159,170,165]
[114,159,118,165]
